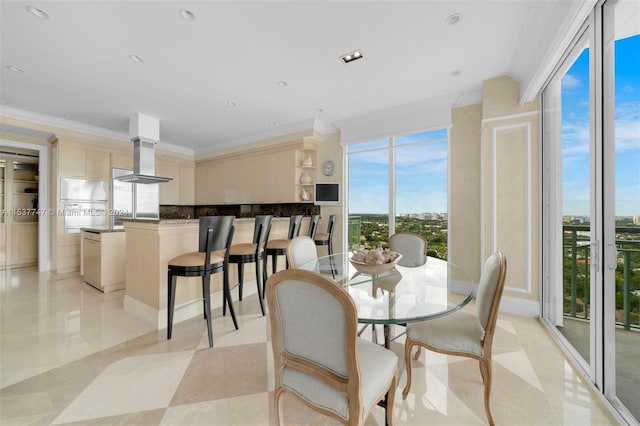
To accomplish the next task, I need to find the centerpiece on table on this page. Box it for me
[349,248,402,275]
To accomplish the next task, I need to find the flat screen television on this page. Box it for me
[314,183,339,205]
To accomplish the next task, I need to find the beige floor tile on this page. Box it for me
[51,351,194,424]
[161,393,269,425]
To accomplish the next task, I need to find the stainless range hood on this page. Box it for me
[116,137,172,184]
[116,113,172,184]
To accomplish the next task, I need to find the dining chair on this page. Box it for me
[402,250,507,426]
[266,214,303,277]
[167,216,238,348]
[286,235,318,270]
[314,214,336,255]
[308,214,320,240]
[228,215,272,315]
[388,232,427,267]
[266,269,398,426]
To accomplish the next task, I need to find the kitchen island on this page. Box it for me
[122,216,309,329]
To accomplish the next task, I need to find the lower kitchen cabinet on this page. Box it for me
[81,230,126,293]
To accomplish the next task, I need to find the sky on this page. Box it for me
[348,130,448,214]
[561,34,640,217]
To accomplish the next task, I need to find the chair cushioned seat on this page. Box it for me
[169,250,226,267]
[229,243,258,256]
[281,339,397,420]
[267,239,290,250]
[407,311,485,357]
[315,232,330,241]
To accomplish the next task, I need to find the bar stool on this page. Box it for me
[308,214,320,240]
[228,215,272,315]
[314,214,336,255]
[265,215,303,279]
[167,216,237,348]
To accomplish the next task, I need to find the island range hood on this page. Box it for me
[115,113,172,184]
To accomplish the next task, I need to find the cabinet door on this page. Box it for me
[86,149,110,180]
[178,164,195,205]
[111,152,133,170]
[11,222,38,266]
[157,160,179,204]
[59,145,86,178]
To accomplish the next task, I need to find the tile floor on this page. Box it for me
[0,267,620,425]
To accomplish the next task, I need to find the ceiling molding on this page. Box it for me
[0,105,194,156]
[518,0,596,104]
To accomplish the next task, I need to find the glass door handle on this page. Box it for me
[606,243,618,271]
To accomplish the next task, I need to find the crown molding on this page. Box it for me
[0,105,194,156]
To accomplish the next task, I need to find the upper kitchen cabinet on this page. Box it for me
[193,138,313,204]
[58,143,110,180]
[157,159,195,205]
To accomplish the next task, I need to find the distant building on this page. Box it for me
[634,215,640,225]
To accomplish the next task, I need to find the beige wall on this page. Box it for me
[449,104,483,283]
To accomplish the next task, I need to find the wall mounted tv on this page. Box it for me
[314,183,340,205]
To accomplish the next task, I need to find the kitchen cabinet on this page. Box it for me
[81,230,126,293]
[11,222,38,266]
[157,159,195,205]
[59,144,110,180]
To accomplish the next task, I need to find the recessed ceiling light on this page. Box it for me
[226,101,237,107]
[340,49,364,64]
[268,121,276,126]
[26,5,49,19]
[450,69,462,76]
[179,9,195,21]
[446,13,462,25]
[129,54,144,63]
[277,81,288,87]
[6,65,24,73]
[315,107,324,113]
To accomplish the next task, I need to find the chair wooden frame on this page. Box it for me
[167,216,237,348]
[266,269,397,426]
[402,251,507,425]
[229,215,272,315]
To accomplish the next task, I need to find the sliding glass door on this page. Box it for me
[543,0,639,421]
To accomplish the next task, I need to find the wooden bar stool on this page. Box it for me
[167,216,237,348]
[229,215,272,315]
[314,214,336,256]
[265,215,303,279]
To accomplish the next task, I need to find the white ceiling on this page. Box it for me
[1,1,583,154]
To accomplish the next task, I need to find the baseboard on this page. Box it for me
[124,280,260,330]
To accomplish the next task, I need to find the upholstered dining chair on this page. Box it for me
[266,269,398,426]
[167,216,237,348]
[402,250,507,426]
[388,232,427,267]
[228,215,272,315]
[265,214,303,277]
[314,214,336,255]
[286,236,318,270]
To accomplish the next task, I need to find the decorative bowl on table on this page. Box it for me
[349,249,402,275]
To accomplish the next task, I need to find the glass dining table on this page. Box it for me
[299,253,476,348]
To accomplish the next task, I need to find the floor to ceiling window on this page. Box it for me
[542,0,639,422]
[346,129,448,259]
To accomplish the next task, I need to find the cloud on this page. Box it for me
[562,74,582,91]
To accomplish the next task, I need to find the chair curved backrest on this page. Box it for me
[326,214,336,238]
[476,250,507,348]
[253,215,273,247]
[199,216,235,253]
[267,269,397,425]
[389,232,427,267]
[288,215,304,239]
[308,214,320,240]
[287,236,318,270]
